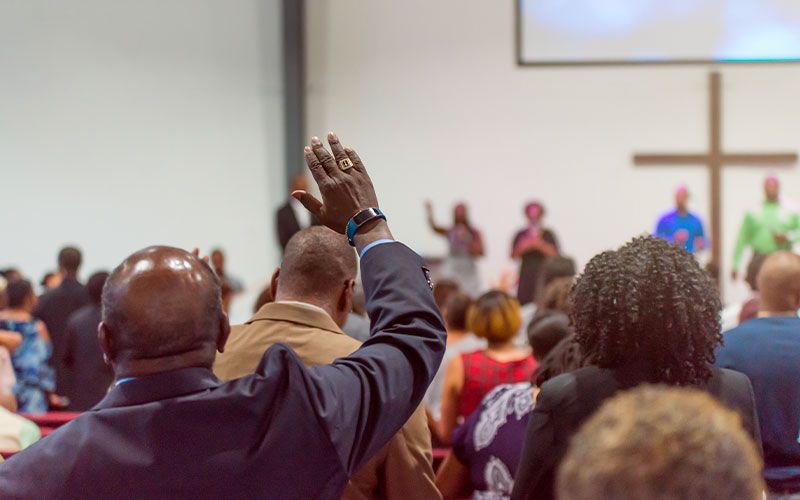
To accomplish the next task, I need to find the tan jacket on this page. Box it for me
[214,302,441,500]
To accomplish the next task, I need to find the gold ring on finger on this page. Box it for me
[338,158,354,171]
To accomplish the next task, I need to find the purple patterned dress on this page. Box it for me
[452,382,535,499]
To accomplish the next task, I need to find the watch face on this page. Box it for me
[354,208,380,225]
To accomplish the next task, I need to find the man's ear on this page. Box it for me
[339,279,355,314]
[216,312,231,353]
[269,267,280,301]
[792,290,800,312]
[98,322,114,367]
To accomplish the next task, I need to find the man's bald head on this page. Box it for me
[757,251,800,313]
[101,246,225,366]
[278,227,357,306]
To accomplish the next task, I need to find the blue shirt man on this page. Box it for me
[715,252,800,495]
[654,187,706,253]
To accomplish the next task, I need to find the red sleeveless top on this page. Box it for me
[458,350,536,419]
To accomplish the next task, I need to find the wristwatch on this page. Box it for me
[346,208,386,246]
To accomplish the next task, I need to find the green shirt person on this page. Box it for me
[732,177,800,280]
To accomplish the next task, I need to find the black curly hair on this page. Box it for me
[569,235,722,385]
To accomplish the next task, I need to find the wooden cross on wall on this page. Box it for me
[634,72,797,281]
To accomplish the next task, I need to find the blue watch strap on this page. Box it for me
[346,208,386,246]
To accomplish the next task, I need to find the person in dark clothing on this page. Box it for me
[557,386,764,500]
[511,202,559,305]
[63,271,113,411]
[716,251,800,498]
[33,247,90,399]
[276,174,316,251]
[511,236,761,500]
[0,132,446,499]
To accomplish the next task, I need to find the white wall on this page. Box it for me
[306,0,800,303]
[0,0,285,322]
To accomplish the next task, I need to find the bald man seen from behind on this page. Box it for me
[0,133,446,500]
[716,251,800,498]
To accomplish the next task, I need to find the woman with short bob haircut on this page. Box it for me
[433,290,535,445]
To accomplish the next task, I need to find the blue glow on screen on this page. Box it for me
[521,0,800,63]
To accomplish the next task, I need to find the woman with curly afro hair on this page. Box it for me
[511,235,763,500]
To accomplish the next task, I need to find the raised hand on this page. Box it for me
[293,132,379,234]
[191,248,210,265]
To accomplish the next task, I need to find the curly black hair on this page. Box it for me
[569,235,722,385]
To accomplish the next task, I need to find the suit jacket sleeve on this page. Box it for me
[304,242,446,475]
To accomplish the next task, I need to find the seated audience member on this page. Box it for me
[433,280,460,312]
[0,406,40,453]
[557,385,764,500]
[515,276,574,352]
[0,346,18,412]
[210,248,244,294]
[0,133,447,499]
[342,282,371,342]
[210,249,243,315]
[721,254,769,332]
[276,173,316,252]
[39,272,62,294]
[434,291,535,445]
[424,292,486,422]
[33,246,90,398]
[515,256,575,347]
[63,272,114,411]
[0,279,7,309]
[0,338,42,452]
[0,287,23,374]
[537,276,572,315]
[251,268,279,313]
[0,269,21,285]
[215,226,440,500]
[705,261,721,293]
[219,280,234,315]
[0,280,58,414]
[253,287,272,313]
[511,236,761,500]
[537,256,576,298]
[716,251,800,497]
[436,311,575,499]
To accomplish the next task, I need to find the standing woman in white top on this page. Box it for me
[426,201,485,296]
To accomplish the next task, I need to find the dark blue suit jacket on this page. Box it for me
[0,242,446,499]
[33,278,90,395]
[63,304,115,411]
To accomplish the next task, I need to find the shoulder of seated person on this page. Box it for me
[711,366,751,386]
[536,369,586,410]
